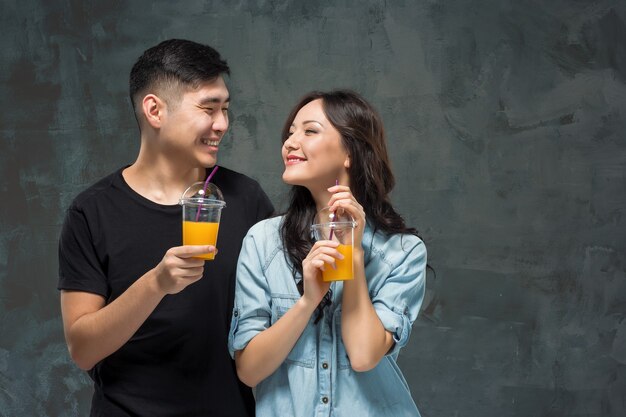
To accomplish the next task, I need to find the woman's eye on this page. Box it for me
[305,129,317,134]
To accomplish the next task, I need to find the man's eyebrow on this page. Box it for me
[198,96,230,105]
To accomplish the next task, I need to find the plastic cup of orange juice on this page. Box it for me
[180,181,226,260]
[310,207,356,281]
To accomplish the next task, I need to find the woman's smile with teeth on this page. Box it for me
[287,157,305,165]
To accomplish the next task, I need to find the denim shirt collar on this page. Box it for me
[361,219,376,265]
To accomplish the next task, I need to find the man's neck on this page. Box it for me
[123,147,208,205]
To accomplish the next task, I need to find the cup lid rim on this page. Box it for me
[310,220,357,229]
[179,197,226,206]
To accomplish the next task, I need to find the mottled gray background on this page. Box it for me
[1,0,625,416]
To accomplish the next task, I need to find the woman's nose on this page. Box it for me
[283,134,299,150]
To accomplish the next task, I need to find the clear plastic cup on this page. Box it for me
[310,207,356,281]
[179,182,226,260]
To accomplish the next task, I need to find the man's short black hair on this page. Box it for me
[129,39,230,117]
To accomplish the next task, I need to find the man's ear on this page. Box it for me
[141,94,165,129]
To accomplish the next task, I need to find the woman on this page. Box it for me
[228,90,426,416]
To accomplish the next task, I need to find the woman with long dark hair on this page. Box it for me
[228,90,426,416]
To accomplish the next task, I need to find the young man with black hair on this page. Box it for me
[58,39,273,416]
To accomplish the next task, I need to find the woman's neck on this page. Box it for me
[312,190,333,212]
[309,174,350,211]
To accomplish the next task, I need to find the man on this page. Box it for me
[58,39,273,416]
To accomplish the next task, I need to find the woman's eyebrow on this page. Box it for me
[301,120,324,126]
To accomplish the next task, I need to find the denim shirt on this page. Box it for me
[228,216,426,417]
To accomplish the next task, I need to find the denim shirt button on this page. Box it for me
[234,310,239,317]
[321,396,329,404]
[322,362,329,369]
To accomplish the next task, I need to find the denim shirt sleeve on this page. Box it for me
[228,231,272,359]
[371,236,427,357]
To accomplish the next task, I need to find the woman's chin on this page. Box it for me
[283,178,313,190]
[282,173,300,186]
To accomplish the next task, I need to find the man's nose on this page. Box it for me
[213,110,228,133]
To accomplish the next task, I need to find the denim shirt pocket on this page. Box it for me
[271,294,317,368]
[334,312,352,370]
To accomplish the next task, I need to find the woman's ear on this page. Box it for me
[343,154,351,169]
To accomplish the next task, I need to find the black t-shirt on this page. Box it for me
[58,166,274,417]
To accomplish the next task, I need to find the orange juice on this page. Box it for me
[183,221,220,260]
[322,244,353,281]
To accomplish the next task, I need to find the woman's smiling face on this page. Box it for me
[282,99,350,190]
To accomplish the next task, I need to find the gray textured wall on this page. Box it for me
[1,0,625,416]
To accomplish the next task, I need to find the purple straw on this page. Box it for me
[328,179,339,240]
[195,165,219,221]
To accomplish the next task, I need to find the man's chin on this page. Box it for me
[199,155,218,168]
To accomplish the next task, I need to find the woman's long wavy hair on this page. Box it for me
[280,90,420,295]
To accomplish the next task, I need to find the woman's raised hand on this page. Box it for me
[326,185,366,247]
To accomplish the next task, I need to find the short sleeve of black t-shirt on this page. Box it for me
[58,166,274,417]
[59,179,113,298]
